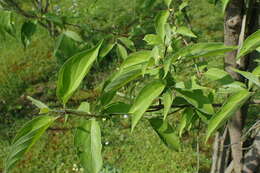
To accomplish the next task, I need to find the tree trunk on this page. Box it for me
[224,1,244,173]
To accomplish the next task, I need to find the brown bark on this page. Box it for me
[224,1,244,173]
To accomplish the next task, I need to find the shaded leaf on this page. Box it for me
[63,30,83,42]
[118,37,135,51]
[149,118,180,151]
[222,0,231,13]
[231,68,260,87]
[163,89,174,120]
[179,108,195,136]
[143,34,163,45]
[204,68,234,85]
[21,21,37,48]
[103,102,131,114]
[27,96,50,114]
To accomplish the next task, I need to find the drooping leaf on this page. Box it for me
[21,21,37,48]
[231,68,260,87]
[75,119,102,173]
[104,65,142,92]
[121,51,152,69]
[4,116,56,173]
[206,89,251,141]
[99,42,115,61]
[178,108,195,136]
[130,80,166,131]
[204,68,234,85]
[175,89,215,115]
[176,26,197,38]
[149,118,180,151]
[155,10,170,41]
[103,102,131,114]
[57,41,103,105]
[27,96,50,114]
[143,34,163,45]
[116,43,128,59]
[237,30,260,59]
[118,37,135,51]
[163,89,174,120]
[63,30,83,42]
[179,1,189,11]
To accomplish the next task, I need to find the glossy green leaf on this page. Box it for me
[116,43,128,59]
[121,51,152,69]
[163,89,174,120]
[155,10,170,41]
[75,119,102,173]
[104,65,142,92]
[57,41,103,105]
[176,26,197,38]
[206,89,251,141]
[149,118,180,151]
[27,96,50,114]
[4,116,56,173]
[179,108,194,136]
[204,68,234,85]
[222,0,230,13]
[175,42,237,59]
[21,21,37,48]
[130,80,166,131]
[63,30,83,42]
[143,34,163,45]
[237,30,260,59]
[176,89,215,115]
[118,37,135,51]
[103,102,131,114]
[231,68,260,87]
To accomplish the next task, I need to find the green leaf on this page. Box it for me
[176,26,197,38]
[130,80,166,131]
[179,1,189,11]
[149,118,180,151]
[237,30,260,59]
[0,11,15,38]
[164,0,172,7]
[204,68,234,85]
[163,89,174,120]
[63,30,83,42]
[231,68,260,87]
[21,21,37,48]
[99,42,115,60]
[222,0,230,13]
[179,108,194,136]
[116,43,128,59]
[206,89,251,141]
[57,41,103,105]
[143,34,163,45]
[155,10,170,41]
[27,96,50,114]
[104,65,142,92]
[175,89,215,115]
[176,42,237,59]
[54,33,79,65]
[77,102,91,114]
[44,13,63,26]
[121,51,152,69]
[118,37,135,51]
[103,102,131,114]
[4,116,56,173]
[75,119,102,173]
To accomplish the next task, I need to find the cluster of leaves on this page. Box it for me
[2,0,260,173]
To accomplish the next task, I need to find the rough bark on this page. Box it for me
[224,1,244,173]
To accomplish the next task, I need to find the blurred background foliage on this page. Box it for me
[0,0,223,172]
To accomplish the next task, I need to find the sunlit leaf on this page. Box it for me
[121,51,152,69]
[143,34,163,45]
[163,89,174,120]
[155,10,170,41]
[222,0,230,13]
[179,108,195,136]
[118,37,135,51]
[176,26,197,38]
[116,43,128,59]
[231,67,260,87]
[206,89,251,141]
[130,80,166,131]
[57,41,103,105]
[63,30,83,42]
[204,68,234,85]
[27,96,50,114]
[75,119,102,173]
[4,116,56,173]
[103,102,131,114]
